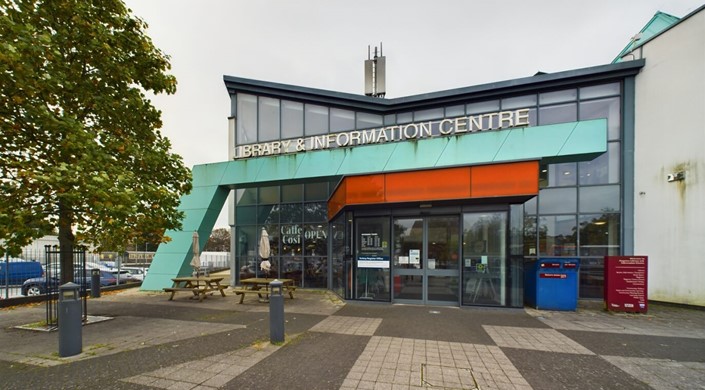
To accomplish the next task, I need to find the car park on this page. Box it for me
[0,259,44,285]
[21,270,118,296]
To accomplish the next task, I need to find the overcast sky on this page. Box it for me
[123,0,703,229]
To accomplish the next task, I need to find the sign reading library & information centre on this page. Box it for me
[234,108,531,159]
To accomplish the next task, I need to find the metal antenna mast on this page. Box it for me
[364,43,386,98]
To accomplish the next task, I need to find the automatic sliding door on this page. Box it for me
[392,216,460,304]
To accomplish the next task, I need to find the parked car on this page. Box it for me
[0,259,43,285]
[108,270,140,284]
[21,270,117,296]
[122,267,147,281]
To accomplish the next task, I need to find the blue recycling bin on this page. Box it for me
[524,258,580,310]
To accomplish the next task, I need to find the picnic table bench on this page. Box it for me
[235,278,296,304]
[164,276,227,302]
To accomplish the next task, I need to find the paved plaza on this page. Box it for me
[1,287,704,389]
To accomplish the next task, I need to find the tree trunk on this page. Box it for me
[57,201,75,285]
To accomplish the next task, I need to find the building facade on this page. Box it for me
[141,7,705,308]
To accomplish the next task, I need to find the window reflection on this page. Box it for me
[579,214,620,256]
[539,215,577,256]
[539,103,577,125]
[538,188,577,214]
[258,97,280,141]
[580,97,621,140]
[282,100,303,139]
[236,94,257,145]
[305,104,328,135]
[579,142,620,185]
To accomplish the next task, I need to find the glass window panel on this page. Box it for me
[510,204,524,256]
[462,212,505,306]
[330,108,355,132]
[279,203,302,223]
[539,89,577,105]
[466,100,499,114]
[538,215,577,256]
[579,142,620,185]
[383,114,396,125]
[580,97,621,141]
[281,184,303,203]
[282,256,302,286]
[358,217,391,301]
[579,257,604,299]
[257,204,279,225]
[445,105,465,117]
[304,256,327,288]
[236,226,256,257]
[356,112,383,129]
[236,188,257,206]
[579,213,620,257]
[524,196,537,215]
[262,224,280,257]
[304,224,327,256]
[502,94,537,110]
[305,104,329,135]
[541,163,577,187]
[397,112,413,124]
[414,107,444,121]
[539,103,577,125]
[281,224,303,257]
[428,216,460,270]
[538,187,577,214]
[580,82,620,99]
[305,182,328,201]
[579,185,620,213]
[236,94,257,145]
[523,215,538,256]
[282,100,303,139]
[236,205,257,225]
[304,202,327,222]
[258,97,280,142]
[258,186,280,204]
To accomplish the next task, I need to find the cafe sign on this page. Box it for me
[234,108,530,159]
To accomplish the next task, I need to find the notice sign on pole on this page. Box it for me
[604,256,648,313]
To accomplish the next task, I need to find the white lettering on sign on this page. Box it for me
[234,108,531,159]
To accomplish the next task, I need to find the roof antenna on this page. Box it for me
[364,42,386,98]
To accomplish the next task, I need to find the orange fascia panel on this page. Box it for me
[345,174,385,205]
[328,179,347,220]
[327,161,539,220]
[385,167,471,203]
[470,161,538,197]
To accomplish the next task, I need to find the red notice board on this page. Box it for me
[604,256,648,313]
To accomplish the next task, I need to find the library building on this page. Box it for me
[142,7,705,308]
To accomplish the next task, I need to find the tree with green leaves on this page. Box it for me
[0,0,192,283]
[204,228,230,252]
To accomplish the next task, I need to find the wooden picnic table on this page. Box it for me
[164,276,227,302]
[233,278,296,303]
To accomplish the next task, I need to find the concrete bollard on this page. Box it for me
[58,282,82,357]
[269,279,285,344]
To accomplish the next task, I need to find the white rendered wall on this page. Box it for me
[633,10,705,306]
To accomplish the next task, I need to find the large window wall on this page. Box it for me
[234,181,336,288]
[234,81,624,299]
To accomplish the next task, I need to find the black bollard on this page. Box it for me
[90,268,101,298]
[269,279,285,344]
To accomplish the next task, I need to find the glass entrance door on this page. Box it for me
[461,211,507,306]
[392,216,460,305]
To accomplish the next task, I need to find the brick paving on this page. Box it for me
[1,289,705,389]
